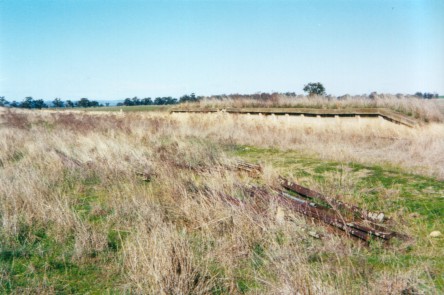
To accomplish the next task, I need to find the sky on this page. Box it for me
[1,0,443,100]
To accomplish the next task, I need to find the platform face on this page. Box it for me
[171,107,419,128]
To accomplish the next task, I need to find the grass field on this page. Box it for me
[0,107,443,294]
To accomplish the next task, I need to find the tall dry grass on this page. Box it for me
[182,94,444,123]
[170,112,444,179]
[0,108,442,293]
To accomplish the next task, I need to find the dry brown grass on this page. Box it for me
[182,95,444,123]
[0,108,442,294]
[170,112,444,179]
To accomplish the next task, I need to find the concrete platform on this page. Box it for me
[171,107,420,128]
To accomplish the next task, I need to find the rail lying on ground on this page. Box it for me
[134,160,402,242]
[274,178,395,241]
[171,107,419,128]
[234,162,400,242]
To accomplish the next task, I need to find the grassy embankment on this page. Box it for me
[180,94,444,123]
[0,107,443,294]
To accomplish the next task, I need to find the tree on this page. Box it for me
[424,93,434,99]
[167,97,177,104]
[414,92,423,98]
[131,97,140,105]
[76,98,91,108]
[20,97,48,109]
[179,93,199,103]
[33,99,48,109]
[141,97,152,105]
[66,100,74,108]
[369,92,378,99]
[88,100,100,107]
[154,97,166,105]
[52,98,64,108]
[303,82,325,96]
[123,98,133,106]
[0,96,9,107]
[153,96,177,105]
[20,97,34,108]
[415,92,438,99]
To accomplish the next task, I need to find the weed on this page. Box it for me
[1,109,442,294]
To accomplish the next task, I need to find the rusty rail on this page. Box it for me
[271,189,394,241]
[278,197,373,241]
[278,177,385,223]
[235,161,263,176]
[243,186,394,241]
[156,161,398,242]
[235,163,386,223]
[233,162,397,241]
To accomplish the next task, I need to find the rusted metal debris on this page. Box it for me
[278,176,386,223]
[277,196,375,241]
[279,190,394,241]
[245,186,383,241]
[268,188,394,241]
[235,161,263,177]
[233,161,398,242]
[53,149,83,168]
[236,161,262,172]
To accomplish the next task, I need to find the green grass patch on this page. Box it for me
[0,168,125,293]
[227,145,443,220]
[0,226,121,293]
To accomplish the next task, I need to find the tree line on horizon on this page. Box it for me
[117,93,202,106]
[0,96,103,109]
[0,92,297,109]
[0,93,203,109]
[414,92,439,99]
[0,88,440,110]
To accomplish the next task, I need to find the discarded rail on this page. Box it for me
[276,194,383,241]
[170,107,419,128]
[234,161,399,242]
[274,188,394,241]
[135,160,401,242]
[278,177,385,223]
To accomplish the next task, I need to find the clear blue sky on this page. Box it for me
[1,0,443,100]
